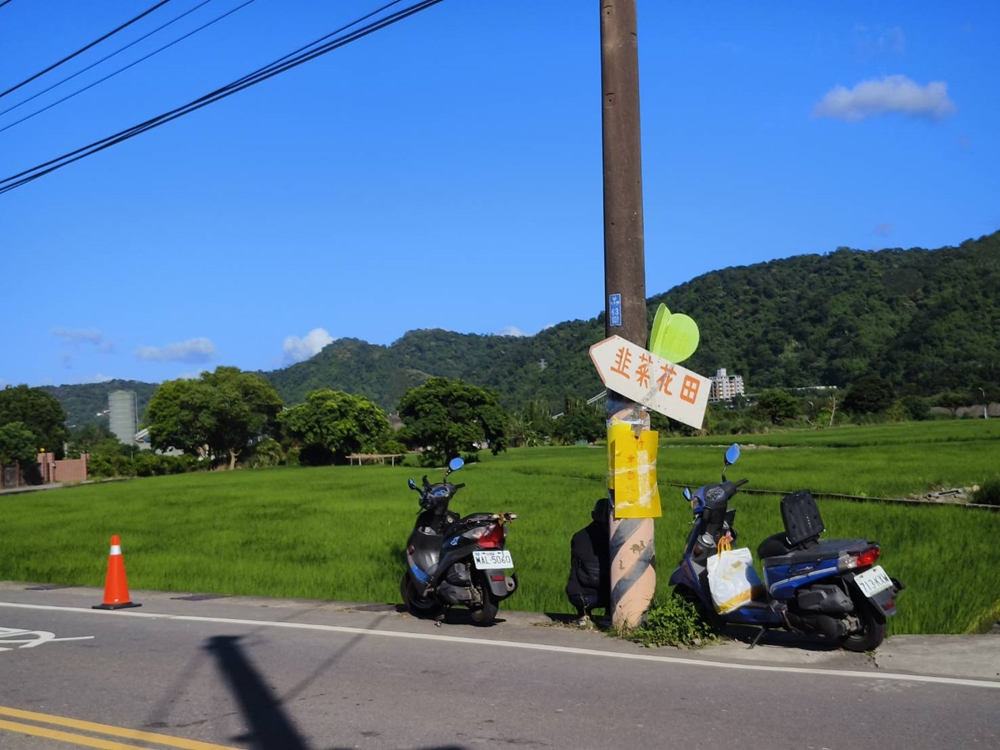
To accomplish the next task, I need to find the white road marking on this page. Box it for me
[1,601,997,690]
[0,626,94,651]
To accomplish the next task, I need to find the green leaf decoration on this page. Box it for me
[649,302,700,364]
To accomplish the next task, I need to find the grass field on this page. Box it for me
[1,419,997,635]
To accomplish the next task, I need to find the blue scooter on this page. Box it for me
[669,444,904,651]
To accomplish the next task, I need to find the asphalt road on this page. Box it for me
[0,582,997,750]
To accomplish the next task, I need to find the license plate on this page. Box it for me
[855,565,893,597]
[473,550,514,569]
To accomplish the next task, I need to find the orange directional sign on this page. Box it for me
[589,335,710,428]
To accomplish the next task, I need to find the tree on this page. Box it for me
[0,385,69,456]
[0,421,39,466]
[147,367,284,469]
[279,389,391,465]
[551,397,604,444]
[933,391,967,418]
[508,399,557,447]
[900,395,931,421]
[753,389,800,424]
[66,423,115,458]
[843,376,896,415]
[397,377,509,465]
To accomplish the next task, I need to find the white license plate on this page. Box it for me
[473,550,514,570]
[855,565,893,597]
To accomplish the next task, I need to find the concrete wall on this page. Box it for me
[36,452,88,484]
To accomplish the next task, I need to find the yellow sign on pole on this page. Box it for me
[608,422,661,518]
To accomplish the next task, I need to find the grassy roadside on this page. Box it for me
[1,419,997,635]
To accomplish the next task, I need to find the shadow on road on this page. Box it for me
[206,635,310,750]
[205,634,467,750]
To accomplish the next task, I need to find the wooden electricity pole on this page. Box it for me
[600,0,654,628]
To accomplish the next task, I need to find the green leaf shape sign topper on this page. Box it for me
[649,303,700,364]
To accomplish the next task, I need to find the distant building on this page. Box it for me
[708,368,745,403]
[109,390,138,445]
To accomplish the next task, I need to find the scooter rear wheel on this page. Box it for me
[400,572,444,619]
[468,582,499,626]
[841,598,886,652]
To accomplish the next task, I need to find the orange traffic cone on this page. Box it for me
[93,535,141,610]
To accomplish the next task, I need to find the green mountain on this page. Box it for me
[41,380,159,431]
[46,231,1000,426]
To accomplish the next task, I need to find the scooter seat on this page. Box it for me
[759,536,871,566]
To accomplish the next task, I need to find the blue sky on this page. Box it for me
[2,0,997,389]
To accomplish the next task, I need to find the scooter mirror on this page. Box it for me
[683,487,692,501]
[724,443,740,466]
[408,479,417,491]
[448,457,465,472]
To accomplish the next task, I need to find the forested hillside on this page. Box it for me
[46,231,1000,425]
[664,231,1000,395]
[41,380,158,430]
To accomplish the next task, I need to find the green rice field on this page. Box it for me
[1,419,997,635]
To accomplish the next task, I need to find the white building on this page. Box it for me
[709,368,745,403]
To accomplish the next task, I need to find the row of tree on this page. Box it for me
[1,366,987,483]
[143,368,509,469]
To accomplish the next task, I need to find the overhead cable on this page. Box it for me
[0,0,257,134]
[0,0,218,121]
[0,0,443,194]
[0,0,171,101]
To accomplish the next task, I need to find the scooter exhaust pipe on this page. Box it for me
[785,611,848,639]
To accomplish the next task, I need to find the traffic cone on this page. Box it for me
[93,535,141,610]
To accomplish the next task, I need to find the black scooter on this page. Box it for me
[400,457,518,626]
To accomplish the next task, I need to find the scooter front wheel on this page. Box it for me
[400,572,444,619]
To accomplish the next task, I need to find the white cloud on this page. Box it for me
[813,75,956,122]
[53,327,113,352]
[135,338,216,363]
[283,328,334,363]
[90,373,115,383]
[496,326,530,337]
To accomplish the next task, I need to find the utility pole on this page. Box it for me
[600,0,654,629]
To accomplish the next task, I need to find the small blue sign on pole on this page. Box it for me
[609,293,622,327]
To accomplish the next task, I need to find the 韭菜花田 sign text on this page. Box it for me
[589,335,710,429]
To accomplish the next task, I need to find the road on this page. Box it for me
[0,582,997,750]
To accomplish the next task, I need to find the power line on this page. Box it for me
[0,0,14,9]
[0,0,256,134]
[0,0,217,121]
[0,0,443,194]
[0,0,171,101]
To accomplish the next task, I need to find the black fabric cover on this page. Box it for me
[780,490,825,547]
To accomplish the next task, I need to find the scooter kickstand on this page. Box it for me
[748,628,767,649]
